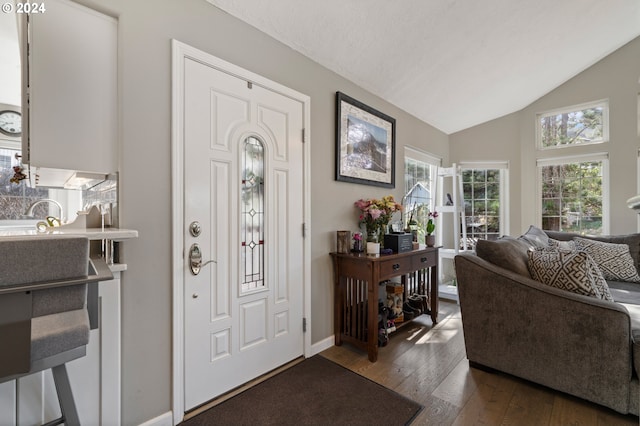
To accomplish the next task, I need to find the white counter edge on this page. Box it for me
[0,227,139,240]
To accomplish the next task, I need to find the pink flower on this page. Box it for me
[369,208,382,220]
[354,199,371,210]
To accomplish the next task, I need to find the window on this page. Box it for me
[0,144,49,221]
[538,154,607,235]
[240,136,265,292]
[460,163,509,249]
[403,147,439,238]
[537,100,609,149]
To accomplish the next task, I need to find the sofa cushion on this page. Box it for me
[573,237,640,283]
[475,237,531,278]
[527,247,613,301]
[608,281,640,304]
[519,225,549,249]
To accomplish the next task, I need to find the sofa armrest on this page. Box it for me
[454,253,633,414]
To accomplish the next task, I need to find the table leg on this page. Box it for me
[430,263,438,324]
[367,279,378,362]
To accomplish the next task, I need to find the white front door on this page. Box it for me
[182,56,305,410]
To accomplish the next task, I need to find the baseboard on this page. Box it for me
[310,335,334,356]
[137,411,173,426]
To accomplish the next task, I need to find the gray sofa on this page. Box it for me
[454,229,640,415]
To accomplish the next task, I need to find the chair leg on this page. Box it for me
[51,364,81,426]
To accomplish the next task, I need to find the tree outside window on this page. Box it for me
[540,161,603,235]
[462,168,502,249]
[538,100,608,149]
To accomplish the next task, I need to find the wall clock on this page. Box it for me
[0,110,22,137]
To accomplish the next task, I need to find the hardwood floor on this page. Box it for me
[320,300,638,425]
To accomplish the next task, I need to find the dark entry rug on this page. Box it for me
[181,355,423,425]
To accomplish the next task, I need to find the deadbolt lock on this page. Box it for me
[189,221,202,237]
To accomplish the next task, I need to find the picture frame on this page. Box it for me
[335,92,396,188]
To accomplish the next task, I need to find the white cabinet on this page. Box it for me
[22,0,117,174]
[0,272,122,426]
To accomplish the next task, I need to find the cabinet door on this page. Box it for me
[25,0,117,174]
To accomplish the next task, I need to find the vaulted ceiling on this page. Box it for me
[206,0,640,134]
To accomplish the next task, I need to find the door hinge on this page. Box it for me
[247,81,253,89]
[303,317,307,333]
[302,222,306,238]
[302,128,306,143]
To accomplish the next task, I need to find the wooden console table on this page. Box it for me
[330,247,439,362]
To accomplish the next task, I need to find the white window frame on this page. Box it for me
[459,161,509,241]
[403,146,440,229]
[536,152,610,235]
[536,99,609,150]
[404,147,440,205]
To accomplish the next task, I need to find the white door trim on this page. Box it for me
[170,39,311,425]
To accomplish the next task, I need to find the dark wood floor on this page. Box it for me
[320,300,638,425]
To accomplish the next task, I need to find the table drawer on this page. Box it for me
[379,257,413,279]
[412,251,437,269]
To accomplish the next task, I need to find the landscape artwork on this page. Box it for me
[335,92,395,188]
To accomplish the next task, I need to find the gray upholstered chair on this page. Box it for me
[0,236,112,426]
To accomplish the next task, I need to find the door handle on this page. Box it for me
[189,243,216,275]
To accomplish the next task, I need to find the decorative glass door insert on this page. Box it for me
[241,136,265,292]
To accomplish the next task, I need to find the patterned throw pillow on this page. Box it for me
[527,248,613,301]
[573,237,640,283]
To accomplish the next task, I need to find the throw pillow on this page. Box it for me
[475,237,532,278]
[518,225,549,249]
[527,248,613,301]
[573,237,640,283]
[548,238,576,252]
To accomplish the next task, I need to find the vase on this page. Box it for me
[353,239,363,253]
[426,234,436,247]
[366,227,379,243]
[366,242,380,255]
[378,224,388,248]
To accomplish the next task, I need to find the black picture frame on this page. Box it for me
[335,92,396,188]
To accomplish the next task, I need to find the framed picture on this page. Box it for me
[335,92,396,188]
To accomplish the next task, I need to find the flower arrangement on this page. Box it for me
[426,211,438,236]
[354,195,403,241]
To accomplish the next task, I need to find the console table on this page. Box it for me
[330,247,439,362]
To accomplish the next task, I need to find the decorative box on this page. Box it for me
[386,284,404,323]
[384,233,414,253]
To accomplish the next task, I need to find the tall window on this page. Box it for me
[538,154,607,235]
[537,100,608,149]
[403,147,439,238]
[460,163,508,249]
[240,136,265,292]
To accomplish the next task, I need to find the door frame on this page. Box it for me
[170,39,311,424]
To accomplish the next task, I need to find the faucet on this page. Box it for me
[25,199,64,221]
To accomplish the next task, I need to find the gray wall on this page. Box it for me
[451,35,640,236]
[73,0,448,424]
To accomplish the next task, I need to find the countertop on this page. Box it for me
[0,227,138,241]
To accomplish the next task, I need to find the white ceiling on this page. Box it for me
[206,0,640,134]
